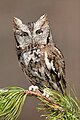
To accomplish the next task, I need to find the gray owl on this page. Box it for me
[13,14,66,94]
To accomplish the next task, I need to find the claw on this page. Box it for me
[42,89,50,98]
[42,92,49,98]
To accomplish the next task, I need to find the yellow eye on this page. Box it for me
[36,29,43,34]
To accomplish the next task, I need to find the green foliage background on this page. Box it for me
[0,87,80,120]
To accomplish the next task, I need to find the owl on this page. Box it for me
[13,14,66,94]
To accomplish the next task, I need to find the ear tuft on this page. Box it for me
[13,17,22,29]
[39,14,48,23]
[35,14,49,28]
[40,14,48,20]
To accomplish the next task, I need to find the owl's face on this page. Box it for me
[13,14,52,49]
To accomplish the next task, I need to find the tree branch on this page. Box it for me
[24,90,64,112]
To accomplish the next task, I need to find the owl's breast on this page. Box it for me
[22,48,41,67]
[21,47,47,81]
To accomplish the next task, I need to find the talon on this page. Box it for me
[29,85,39,91]
[42,89,49,98]
[42,92,49,98]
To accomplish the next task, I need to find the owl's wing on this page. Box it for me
[44,44,66,94]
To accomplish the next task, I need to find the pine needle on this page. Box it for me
[0,87,80,120]
[37,88,80,120]
[0,87,27,120]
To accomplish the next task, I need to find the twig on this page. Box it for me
[24,90,64,112]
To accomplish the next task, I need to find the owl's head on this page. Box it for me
[13,14,53,49]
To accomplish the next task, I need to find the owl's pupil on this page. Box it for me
[21,32,29,37]
[36,29,43,34]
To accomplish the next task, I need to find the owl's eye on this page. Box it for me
[20,32,29,37]
[36,29,43,34]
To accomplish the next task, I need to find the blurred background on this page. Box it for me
[0,0,80,119]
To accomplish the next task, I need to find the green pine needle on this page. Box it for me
[37,88,80,120]
[0,87,80,120]
[0,87,27,120]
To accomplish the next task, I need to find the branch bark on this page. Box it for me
[24,90,64,112]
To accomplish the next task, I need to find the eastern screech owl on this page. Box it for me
[13,14,66,94]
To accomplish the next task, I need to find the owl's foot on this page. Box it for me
[29,85,39,91]
[42,92,49,98]
[42,89,50,98]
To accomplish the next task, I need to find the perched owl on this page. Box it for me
[13,14,66,94]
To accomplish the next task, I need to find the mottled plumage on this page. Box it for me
[13,15,66,94]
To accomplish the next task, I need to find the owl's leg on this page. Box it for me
[29,85,39,91]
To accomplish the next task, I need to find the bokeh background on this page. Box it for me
[0,0,80,119]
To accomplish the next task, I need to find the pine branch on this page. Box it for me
[36,88,80,120]
[25,90,64,112]
[0,87,26,120]
[0,87,80,120]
